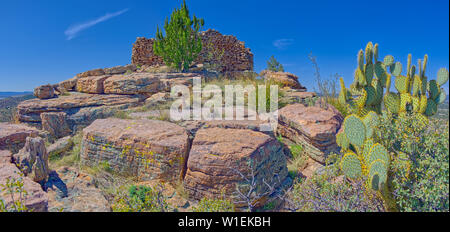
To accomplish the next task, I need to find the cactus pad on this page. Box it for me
[395,75,410,94]
[343,115,366,148]
[437,68,449,86]
[368,160,388,191]
[384,93,400,114]
[390,61,402,77]
[436,89,447,105]
[427,80,440,100]
[424,98,437,116]
[341,152,363,179]
[383,55,394,66]
[362,111,379,139]
[374,62,387,87]
[336,131,350,150]
[367,143,389,167]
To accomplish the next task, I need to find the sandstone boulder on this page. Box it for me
[47,136,73,158]
[80,118,190,183]
[16,92,144,130]
[0,123,40,153]
[41,112,72,139]
[76,75,110,94]
[58,76,79,92]
[278,103,343,163]
[13,137,50,184]
[104,64,137,75]
[0,163,48,212]
[0,150,11,164]
[34,84,55,99]
[78,68,105,78]
[103,73,161,95]
[183,127,289,204]
[260,70,306,90]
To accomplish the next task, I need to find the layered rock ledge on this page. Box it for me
[80,118,190,183]
[278,103,343,163]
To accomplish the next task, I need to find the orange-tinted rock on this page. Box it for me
[103,73,161,95]
[78,68,105,78]
[13,137,50,184]
[183,127,289,203]
[260,70,306,90]
[80,118,190,183]
[34,84,55,99]
[0,150,11,164]
[0,123,40,153]
[41,112,71,139]
[278,103,343,163]
[76,75,110,94]
[0,163,48,211]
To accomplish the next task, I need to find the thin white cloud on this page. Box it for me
[65,8,129,40]
[273,39,294,49]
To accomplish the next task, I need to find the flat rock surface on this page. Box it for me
[81,118,190,183]
[278,103,343,163]
[183,127,289,203]
[46,166,110,212]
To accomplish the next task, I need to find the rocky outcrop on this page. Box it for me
[34,84,55,99]
[132,29,254,73]
[103,73,161,95]
[47,136,73,157]
[0,123,40,153]
[76,75,111,94]
[46,166,110,212]
[0,150,11,164]
[80,118,190,183]
[260,70,306,90]
[183,127,289,203]
[0,163,48,211]
[278,103,343,163]
[16,92,144,132]
[13,137,50,184]
[104,64,137,75]
[78,68,105,78]
[41,112,72,139]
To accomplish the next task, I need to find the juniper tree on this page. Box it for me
[154,0,205,72]
[267,55,285,72]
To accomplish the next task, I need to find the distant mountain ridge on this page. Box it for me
[0,91,32,98]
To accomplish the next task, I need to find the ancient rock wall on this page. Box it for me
[131,29,254,72]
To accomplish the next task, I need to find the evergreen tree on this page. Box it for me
[267,55,285,72]
[154,0,204,72]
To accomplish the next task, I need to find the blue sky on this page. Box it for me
[0,0,448,93]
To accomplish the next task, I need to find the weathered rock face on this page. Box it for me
[58,76,79,92]
[78,68,105,78]
[13,137,50,184]
[16,92,144,133]
[183,127,289,203]
[34,84,55,99]
[0,123,40,153]
[80,118,190,183]
[41,112,72,139]
[260,70,306,90]
[278,103,343,163]
[76,75,111,94]
[103,73,161,95]
[47,136,73,157]
[46,167,110,212]
[104,64,137,75]
[0,163,48,212]
[131,29,254,72]
[0,150,11,164]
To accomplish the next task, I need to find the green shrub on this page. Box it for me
[267,55,284,72]
[112,185,169,212]
[377,112,449,212]
[192,197,235,212]
[0,175,29,212]
[154,0,204,72]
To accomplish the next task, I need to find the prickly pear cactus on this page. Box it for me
[338,42,449,120]
[337,112,389,191]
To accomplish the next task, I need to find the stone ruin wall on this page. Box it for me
[131,29,254,73]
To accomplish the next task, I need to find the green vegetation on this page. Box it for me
[0,175,29,212]
[111,185,169,212]
[154,0,204,72]
[192,197,235,212]
[0,94,34,122]
[267,55,284,72]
